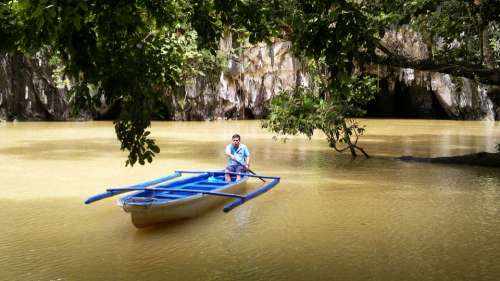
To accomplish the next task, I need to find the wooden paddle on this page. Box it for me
[232,159,266,182]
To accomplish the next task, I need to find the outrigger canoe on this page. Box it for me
[85,170,280,228]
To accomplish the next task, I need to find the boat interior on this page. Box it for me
[121,174,241,204]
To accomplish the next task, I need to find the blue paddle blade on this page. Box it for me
[85,192,112,204]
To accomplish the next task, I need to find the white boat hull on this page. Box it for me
[122,178,248,228]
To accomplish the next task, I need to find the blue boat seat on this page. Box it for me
[183,184,221,190]
[198,181,226,186]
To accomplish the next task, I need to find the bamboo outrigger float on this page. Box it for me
[85,170,280,228]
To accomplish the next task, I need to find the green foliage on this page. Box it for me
[0,1,18,51]
[1,1,192,166]
[289,0,379,75]
[490,24,500,65]
[265,74,377,157]
[264,87,319,138]
[496,143,500,152]
[379,0,500,67]
[262,0,382,157]
[264,0,499,157]
[47,50,71,89]
[318,75,377,156]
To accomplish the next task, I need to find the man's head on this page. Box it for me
[232,134,241,147]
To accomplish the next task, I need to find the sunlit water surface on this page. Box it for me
[1,120,499,281]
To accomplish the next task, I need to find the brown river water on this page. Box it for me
[0,119,499,281]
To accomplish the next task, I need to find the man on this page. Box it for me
[225,134,250,182]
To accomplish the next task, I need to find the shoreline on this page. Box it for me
[398,152,500,167]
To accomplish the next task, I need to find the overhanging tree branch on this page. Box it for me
[374,42,500,84]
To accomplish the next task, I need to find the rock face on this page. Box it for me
[0,39,308,121]
[168,34,308,120]
[380,26,430,61]
[0,50,71,121]
[0,29,498,121]
[368,27,499,120]
[368,65,497,120]
[430,73,496,120]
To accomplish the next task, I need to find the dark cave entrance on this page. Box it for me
[366,79,448,119]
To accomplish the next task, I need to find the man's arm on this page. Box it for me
[225,145,236,160]
[245,147,250,167]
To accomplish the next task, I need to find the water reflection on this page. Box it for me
[0,120,499,281]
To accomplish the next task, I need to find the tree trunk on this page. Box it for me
[342,121,357,157]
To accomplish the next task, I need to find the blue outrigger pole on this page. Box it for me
[84,172,182,204]
[175,170,280,212]
[224,176,279,212]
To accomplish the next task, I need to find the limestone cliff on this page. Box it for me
[0,30,498,121]
[368,26,499,120]
[0,36,308,121]
[0,50,71,121]
[368,65,498,120]
[168,34,308,120]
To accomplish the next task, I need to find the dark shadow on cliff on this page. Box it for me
[365,79,450,119]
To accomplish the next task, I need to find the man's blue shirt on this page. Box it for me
[226,143,250,166]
